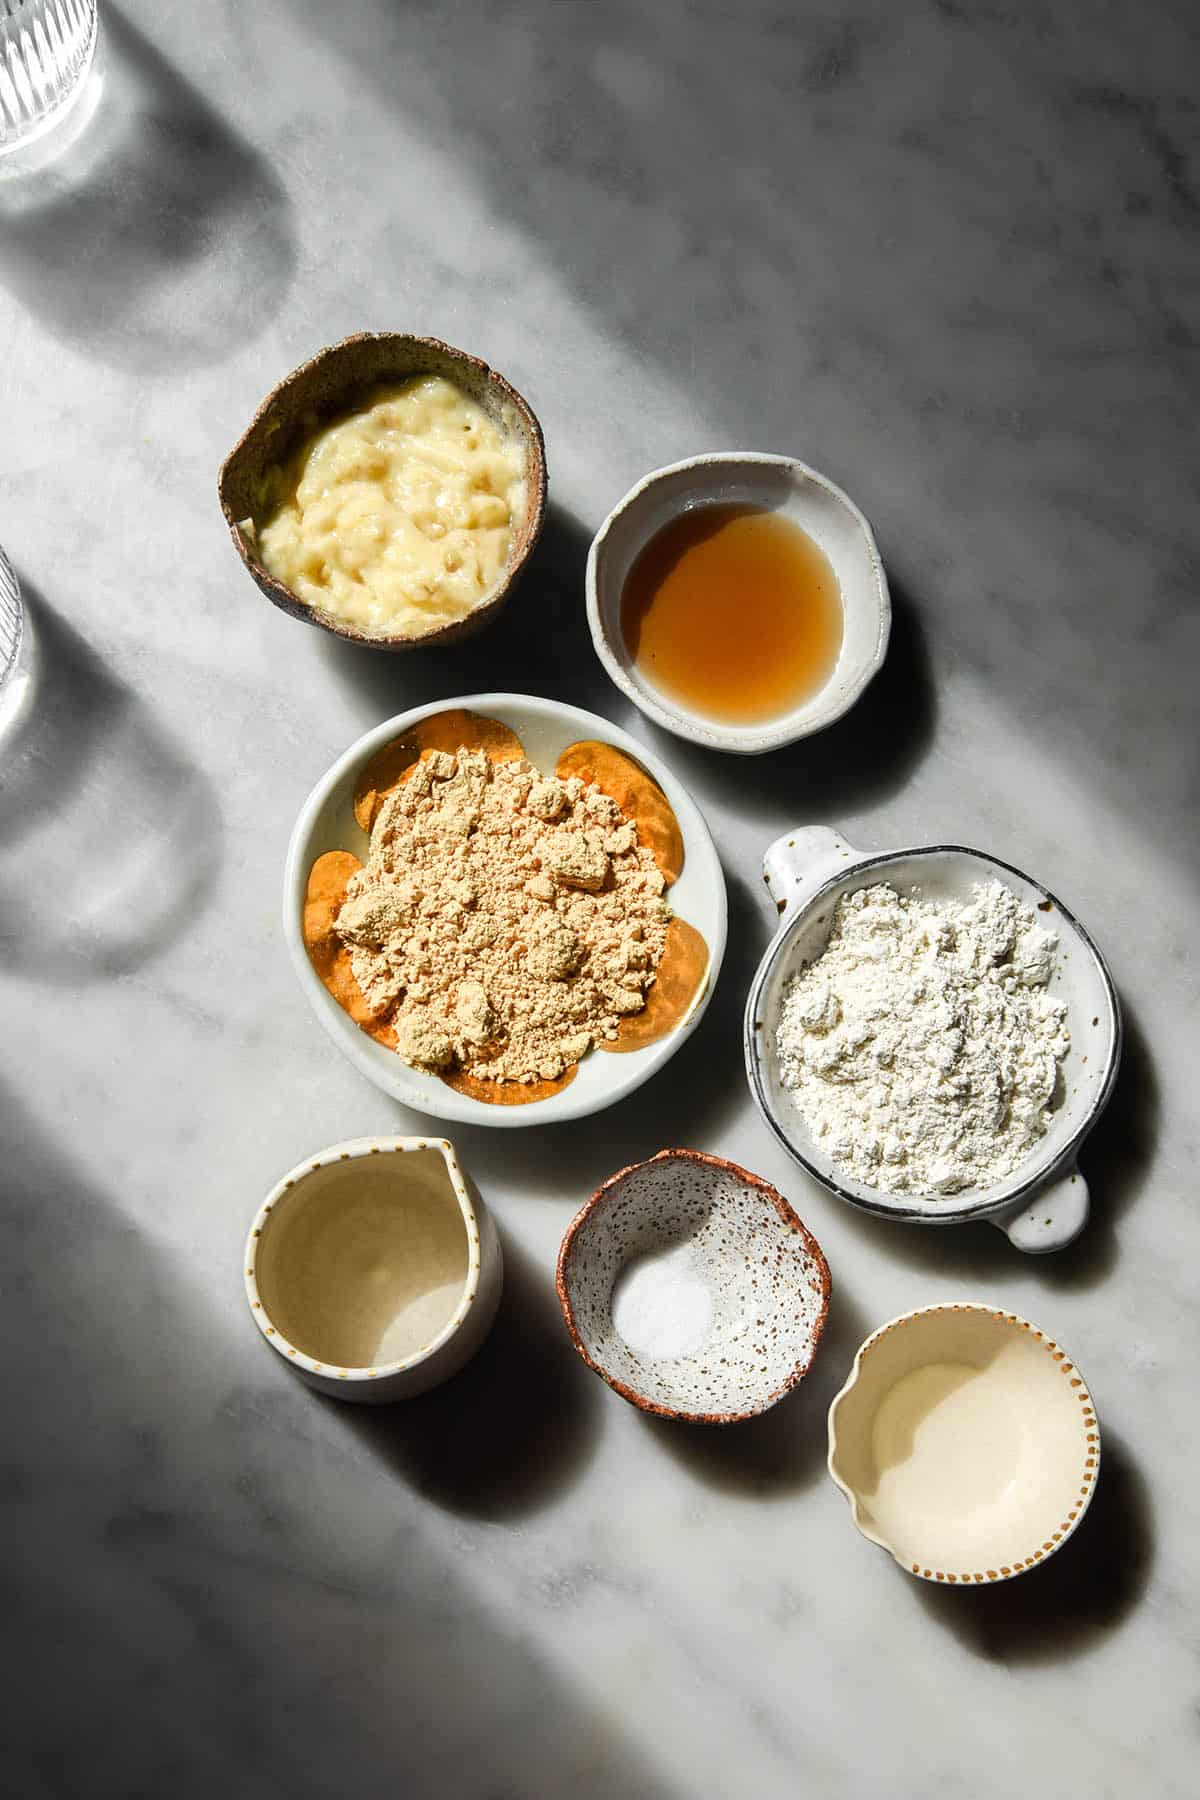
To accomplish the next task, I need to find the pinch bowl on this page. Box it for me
[556,1148,831,1423]
[745,826,1121,1252]
[244,1135,502,1403]
[586,452,890,753]
[827,1303,1100,1583]
[218,331,548,649]
[284,693,727,1127]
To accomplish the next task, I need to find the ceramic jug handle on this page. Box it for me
[991,1165,1090,1253]
[763,826,861,921]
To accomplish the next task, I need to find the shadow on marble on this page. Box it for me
[0,1096,679,1800]
[1041,999,1159,1292]
[286,0,891,404]
[324,1231,604,1522]
[913,1427,1153,1662]
[638,1279,872,1499]
[0,579,221,980]
[316,501,617,722]
[638,574,936,829]
[818,997,1157,1293]
[294,0,1200,914]
[0,6,295,371]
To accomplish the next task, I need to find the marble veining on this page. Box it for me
[0,2,1195,1795]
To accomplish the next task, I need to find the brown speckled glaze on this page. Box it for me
[556,1148,831,1424]
[217,333,548,650]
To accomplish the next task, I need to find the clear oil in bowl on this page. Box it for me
[619,503,843,726]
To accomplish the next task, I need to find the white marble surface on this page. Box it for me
[1,3,1195,1794]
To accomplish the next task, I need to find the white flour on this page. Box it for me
[775,880,1069,1196]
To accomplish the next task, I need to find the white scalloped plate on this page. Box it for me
[284,693,727,1127]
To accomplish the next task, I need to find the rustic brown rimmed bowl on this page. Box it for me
[217,332,548,650]
[556,1148,831,1423]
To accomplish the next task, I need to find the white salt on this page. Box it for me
[611,1241,714,1360]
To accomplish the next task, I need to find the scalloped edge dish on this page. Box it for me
[827,1303,1100,1584]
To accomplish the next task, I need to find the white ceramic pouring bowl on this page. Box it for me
[586,453,891,754]
[244,1135,503,1403]
[284,693,728,1127]
[744,827,1121,1251]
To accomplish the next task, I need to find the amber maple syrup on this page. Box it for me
[620,504,843,725]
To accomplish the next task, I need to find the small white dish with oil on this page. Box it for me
[586,452,890,753]
[244,1136,502,1402]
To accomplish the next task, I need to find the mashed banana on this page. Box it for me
[251,375,527,638]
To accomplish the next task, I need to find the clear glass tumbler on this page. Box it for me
[0,545,34,742]
[0,0,97,156]
[0,546,21,679]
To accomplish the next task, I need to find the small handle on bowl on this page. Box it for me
[763,826,861,922]
[991,1165,1090,1253]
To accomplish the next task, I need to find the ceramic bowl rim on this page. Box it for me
[826,1301,1101,1583]
[744,842,1122,1223]
[217,330,548,650]
[283,693,728,1127]
[585,450,891,753]
[244,1134,482,1384]
[555,1146,832,1424]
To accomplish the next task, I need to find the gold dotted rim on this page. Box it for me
[243,1136,484,1381]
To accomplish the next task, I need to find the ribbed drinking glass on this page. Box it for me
[0,0,97,155]
[0,548,21,681]
[0,545,35,743]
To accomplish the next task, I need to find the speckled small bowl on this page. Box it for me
[218,332,548,650]
[556,1148,831,1423]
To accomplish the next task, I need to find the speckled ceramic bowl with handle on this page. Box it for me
[744,827,1121,1251]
